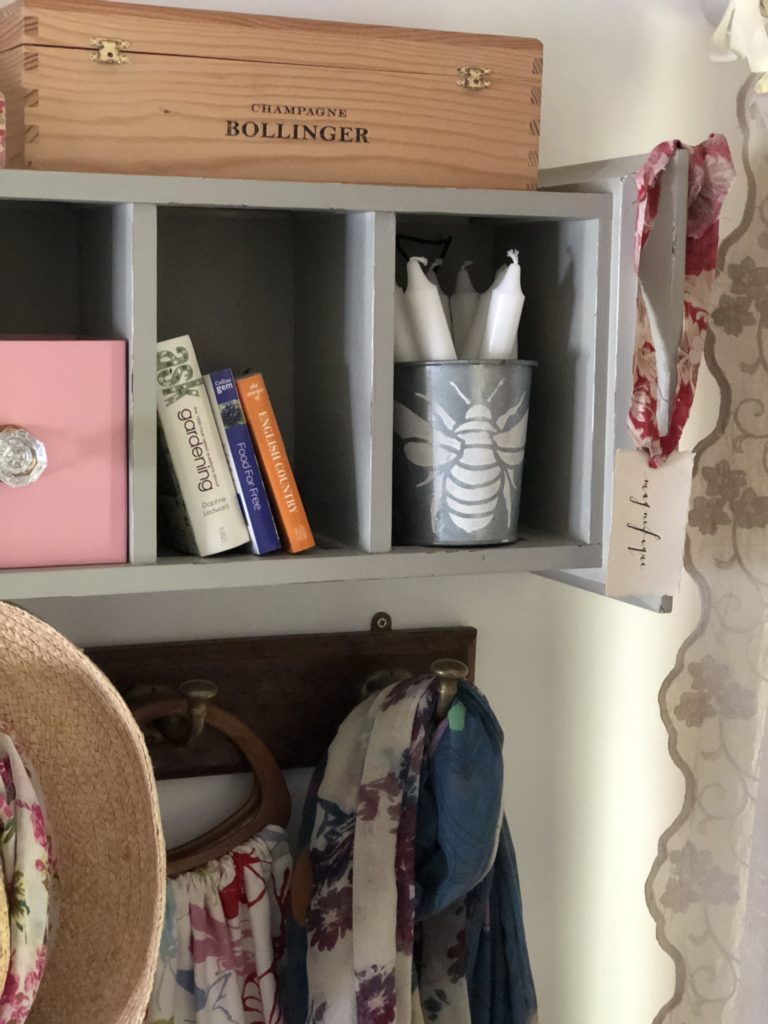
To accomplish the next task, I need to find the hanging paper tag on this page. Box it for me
[606,450,694,598]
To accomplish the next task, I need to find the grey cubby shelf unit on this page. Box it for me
[0,168,615,601]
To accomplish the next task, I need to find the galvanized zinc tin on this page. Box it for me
[393,359,534,546]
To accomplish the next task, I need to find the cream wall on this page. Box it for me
[20,2,750,1022]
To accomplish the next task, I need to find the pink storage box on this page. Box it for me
[0,338,128,569]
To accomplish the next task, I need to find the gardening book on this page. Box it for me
[235,372,315,554]
[156,335,249,557]
[204,368,281,556]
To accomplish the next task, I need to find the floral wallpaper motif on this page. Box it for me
[646,78,768,1023]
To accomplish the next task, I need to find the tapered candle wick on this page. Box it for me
[404,256,456,359]
[477,250,525,360]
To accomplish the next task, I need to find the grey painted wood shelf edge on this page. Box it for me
[0,168,613,601]
[0,539,601,600]
[0,168,612,219]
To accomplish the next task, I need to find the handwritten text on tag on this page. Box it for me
[606,450,694,598]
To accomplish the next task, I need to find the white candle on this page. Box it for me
[478,249,525,360]
[450,260,479,357]
[394,285,421,362]
[427,258,452,332]
[461,263,505,359]
[403,256,457,360]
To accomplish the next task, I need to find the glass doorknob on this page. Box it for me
[0,426,47,487]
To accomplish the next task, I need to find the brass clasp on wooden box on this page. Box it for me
[90,38,130,64]
[457,66,492,90]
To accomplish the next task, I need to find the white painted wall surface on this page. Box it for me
[19,3,750,1022]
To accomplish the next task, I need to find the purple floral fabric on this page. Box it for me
[0,734,51,1024]
[305,677,483,1024]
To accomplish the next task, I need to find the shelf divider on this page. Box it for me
[294,211,391,554]
[112,202,158,565]
[368,212,397,552]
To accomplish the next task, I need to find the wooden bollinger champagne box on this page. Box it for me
[0,0,543,189]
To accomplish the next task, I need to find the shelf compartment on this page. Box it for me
[0,199,118,336]
[0,199,157,566]
[393,209,610,548]
[156,205,380,555]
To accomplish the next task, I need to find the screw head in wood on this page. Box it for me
[371,612,392,631]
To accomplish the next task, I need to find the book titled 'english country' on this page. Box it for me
[236,372,315,554]
[156,335,249,557]
[204,368,281,555]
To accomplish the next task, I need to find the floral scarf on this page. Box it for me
[295,676,537,1024]
[0,734,51,1024]
[147,827,292,1024]
[630,135,735,466]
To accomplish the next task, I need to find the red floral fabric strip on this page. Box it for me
[629,135,735,466]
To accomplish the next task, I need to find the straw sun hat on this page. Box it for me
[0,601,166,1024]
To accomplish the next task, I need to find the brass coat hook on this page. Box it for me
[150,678,218,747]
[361,660,469,721]
[431,659,468,721]
[178,679,218,746]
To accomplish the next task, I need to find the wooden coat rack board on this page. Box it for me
[86,613,477,779]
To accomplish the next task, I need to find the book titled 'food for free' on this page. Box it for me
[236,372,314,554]
[204,368,280,556]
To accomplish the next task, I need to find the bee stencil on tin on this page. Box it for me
[394,379,529,535]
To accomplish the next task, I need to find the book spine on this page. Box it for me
[156,425,200,555]
[156,335,249,557]
[204,369,281,556]
[236,373,315,554]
